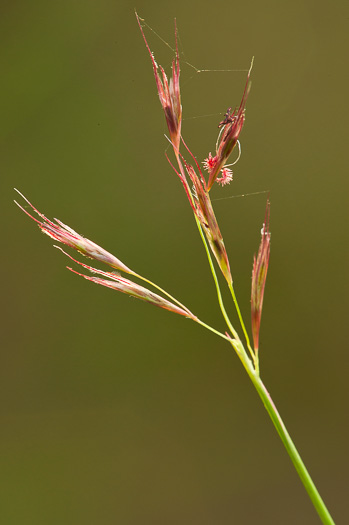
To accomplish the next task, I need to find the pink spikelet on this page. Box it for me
[136,13,182,155]
[56,247,196,319]
[15,189,196,320]
[206,60,253,191]
[251,200,271,353]
[180,151,232,285]
[14,189,133,274]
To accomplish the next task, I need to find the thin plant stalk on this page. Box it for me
[228,281,258,371]
[251,368,335,525]
[192,214,240,341]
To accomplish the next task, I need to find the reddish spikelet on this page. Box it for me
[180,154,232,285]
[167,137,232,284]
[206,64,252,191]
[57,247,196,319]
[136,13,182,154]
[14,190,132,274]
[251,200,271,352]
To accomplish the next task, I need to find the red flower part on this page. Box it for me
[136,13,182,154]
[216,167,233,186]
[14,189,132,274]
[251,200,271,352]
[202,152,217,173]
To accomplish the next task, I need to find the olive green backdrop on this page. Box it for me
[2,1,348,524]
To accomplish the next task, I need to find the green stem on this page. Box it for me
[193,321,335,524]
[194,318,233,343]
[246,363,335,524]
[228,281,259,372]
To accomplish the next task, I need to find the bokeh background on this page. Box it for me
[2,1,348,523]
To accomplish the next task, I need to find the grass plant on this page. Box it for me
[15,14,336,524]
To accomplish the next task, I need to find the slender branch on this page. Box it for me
[131,271,193,316]
[193,214,240,342]
[194,318,234,343]
[228,281,258,372]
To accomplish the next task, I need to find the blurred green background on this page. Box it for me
[2,0,348,523]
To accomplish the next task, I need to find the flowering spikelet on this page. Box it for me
[251,200,271,352]
[194,176,232,285]
[136,13,182,155]
[206,62,252,191]
[14,189,132,275]
[173,151,232,285]
[57,247,196,319]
